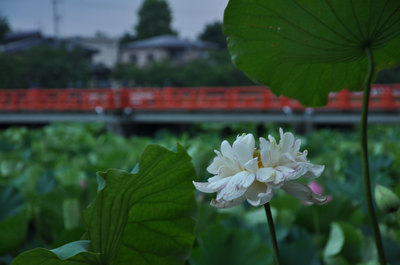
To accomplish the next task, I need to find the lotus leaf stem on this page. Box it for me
[362,46,386,265]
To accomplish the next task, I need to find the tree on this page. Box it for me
[111,51,254,87]
[135,0,177,40]
[198,21,226,48]
[0,16,11,42]
[119,32,136,45]
[375,66,400,83]
[0,45,91,89]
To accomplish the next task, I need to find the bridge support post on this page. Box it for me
[106,121,126,136]
[304,108,314,134]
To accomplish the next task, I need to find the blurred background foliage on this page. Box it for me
[0,123,399,265]
[0,45,91,89]
[112,50,254,87]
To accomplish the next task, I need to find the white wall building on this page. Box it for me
[69,36,119,68]
[120,35,218,67]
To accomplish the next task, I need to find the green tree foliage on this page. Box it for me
[198,21,226,48]
[119,32,136,45]
[376,66,400,84]
[135,0,177,40]
[0,45,90,89]
[0,16,10,42]
[112,51,254,87]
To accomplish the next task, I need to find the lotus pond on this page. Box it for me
[0,123,399,265]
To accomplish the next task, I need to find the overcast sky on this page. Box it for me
[0,0,229,39]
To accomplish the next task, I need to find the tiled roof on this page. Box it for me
[123,35,218,49]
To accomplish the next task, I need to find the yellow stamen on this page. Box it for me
[253,150,263,168]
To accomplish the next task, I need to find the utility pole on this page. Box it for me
[52,0,61,40]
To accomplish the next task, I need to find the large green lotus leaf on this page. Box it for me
[11,240,99,265]
[12,144,197,265]
[224,0,400,106]
[84,144,197,265]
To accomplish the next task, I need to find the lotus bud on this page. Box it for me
[375,184,400,213]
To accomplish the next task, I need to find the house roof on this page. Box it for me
[123,35,218,50]
[0,31,98,55]
[3,31,43,43]
[0,38,50,53]
[64,39,99,54]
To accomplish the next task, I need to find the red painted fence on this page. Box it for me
[0,85,399,112]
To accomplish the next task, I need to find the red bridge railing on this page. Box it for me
[0,85,399,112]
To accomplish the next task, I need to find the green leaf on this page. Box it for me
[55,167,86,187]
[324,222,364,263]
[12,144,197,265]
[35,187,74,240]
[0,186,25,222]
[295,197,358,234]
[36,171,56,194]
[84,144,197,265]
[11,240,99,265]
[0,213,27,255]
[244,207,267,226]
[0,186,27,254]
[224,0,400,106]
[338,222,364,263]
[62,199,81,230]
[382,236,400,265]
[191,224,273,265]
[324,223,345,258]
[51,240,92,260]
[280,228,320,265]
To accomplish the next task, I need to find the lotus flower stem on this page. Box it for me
[361,46,386,265]
[264,203,281,265]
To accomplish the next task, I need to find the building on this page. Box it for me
[66,36,120,87]
[0,30,107,88]
[67,36,119,69]
[0,31,51,53]
[120,35,219,66]
[0,30,98,57]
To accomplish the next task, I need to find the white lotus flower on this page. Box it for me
[193,130,326,208]
[256,129,326,203]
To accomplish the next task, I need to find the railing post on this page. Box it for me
[164,87,173,109]
[337,90,351,110]
[59,90,67,111]
[27,88,40,111]
[106,90,114,110]
[381,86,394,110]
[120,88,129,109]
[231,87,239,109]
[260,87,269,110]
[279,96,290,109]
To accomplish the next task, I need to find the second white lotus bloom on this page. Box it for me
[193,129,327,208]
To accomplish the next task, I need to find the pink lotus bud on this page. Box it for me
[308,181,324,195]
[307,181,332,204]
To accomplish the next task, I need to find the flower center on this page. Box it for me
[253,150,264,168]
